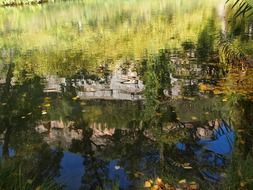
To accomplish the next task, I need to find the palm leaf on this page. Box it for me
[227,0,253,17]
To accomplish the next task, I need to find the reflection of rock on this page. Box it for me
[35,121,118,149]
[36,120,81,149]
[44,76,66,93]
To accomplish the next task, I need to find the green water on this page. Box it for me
[0,0,253,190]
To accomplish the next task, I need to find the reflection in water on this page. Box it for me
[0,0,252,189]
[176,120,235,182]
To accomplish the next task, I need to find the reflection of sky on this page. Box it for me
[56,151,84,190]
[0,145,15,157]
[108,160,131,190]
[56,152,131,190]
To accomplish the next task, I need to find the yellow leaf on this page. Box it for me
[179,179,186,184]
[144,181,152,188]
[222,98,228,102]
[213,89,223,95]
[240,182,246,187]
[42,111,47,115]
[43,103,51,107]
[155,177,162,185]
[191,116,197,120]
[183,166,193,169]
[151,185,159,190]
[72,96,79,100]
[198,83,207,91]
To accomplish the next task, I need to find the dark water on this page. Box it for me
[0,0,253,190]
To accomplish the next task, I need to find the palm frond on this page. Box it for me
[227,0,253,17]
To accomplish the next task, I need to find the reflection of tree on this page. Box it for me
[219,94,253,189]
[196,16,217,62]
[0,59,63,188]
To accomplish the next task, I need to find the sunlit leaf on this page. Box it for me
[72,96,79,100]
[179,179,186,184]
[155,177,162,185]
[198,83,208,91]
[42,110,47,115]
[151,185,159,190]
[43,103,51,107]
[144,180,152,188]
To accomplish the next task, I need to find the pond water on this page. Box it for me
[0,0,253,190]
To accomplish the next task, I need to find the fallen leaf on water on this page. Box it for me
[134,171,144,178]
[151,185,159,190]
[155,177,162,185]
[21,116,26,119]
[198,83,208,91]
[191,116,197,120]
[43,103,51,107]
[183,166,193,169]
[1,103,7,106]
[35,186,42,190]
[72,96,79,100]
[144,180,152,188]
[178,179,186,184]
[213,89,223,95]
[189,181,199,190]
[42,111,47,115]
[27,112,32,115]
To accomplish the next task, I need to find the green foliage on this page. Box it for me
[0,0,49,6]
[0,159,61,190]
[0,0,219,76]
[226,0,253,18]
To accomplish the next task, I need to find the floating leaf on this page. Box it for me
[213,89,223,95]
[42,110,47,115]
[191,116,197,120]
[151,185,159,190]
[21,116,26,119]
[222,98,228,102]
[179,179,186,184]
[183,166,193,169]
[134,171,144,178]
[155,177,162,185]
[1,103,7,106]
[144,180,152,188]
[43,103,51,107]
[72,96,79,100]
[198,83,208,91]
